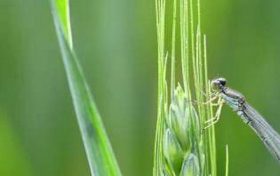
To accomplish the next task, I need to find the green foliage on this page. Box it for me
[50,0,122,175]
[2,0,280,175]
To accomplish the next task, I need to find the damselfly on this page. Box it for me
[206,77,280,162]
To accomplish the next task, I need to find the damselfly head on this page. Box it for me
[211,77,227,90]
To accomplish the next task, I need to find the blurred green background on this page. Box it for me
[1,0,280,175]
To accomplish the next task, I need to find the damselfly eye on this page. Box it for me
[218,78,226,86]
[211,77,227,90]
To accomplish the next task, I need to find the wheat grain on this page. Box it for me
[163,85,203,176]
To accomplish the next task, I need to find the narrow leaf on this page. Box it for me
[50,0,122,175]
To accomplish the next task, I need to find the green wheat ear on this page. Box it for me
[163,84,204,175]
[154,0,218,175]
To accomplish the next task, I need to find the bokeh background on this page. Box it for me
[1,0,280,175]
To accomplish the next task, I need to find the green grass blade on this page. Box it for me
[50,0,122,175]
[225,145,229,176]
[53,0,72,48]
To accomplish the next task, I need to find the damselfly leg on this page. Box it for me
[204,97,224,129]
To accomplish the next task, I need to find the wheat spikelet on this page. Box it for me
[163,85,204,176]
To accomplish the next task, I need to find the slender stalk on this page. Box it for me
[171,0,177,98]
[225,145,229,176]
[154,0,167,175]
